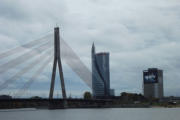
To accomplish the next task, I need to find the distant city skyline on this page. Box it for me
[0,0,180,97]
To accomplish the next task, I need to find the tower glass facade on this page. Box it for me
[92,43,110,97]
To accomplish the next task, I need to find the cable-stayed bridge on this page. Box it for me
[0,27,92,99]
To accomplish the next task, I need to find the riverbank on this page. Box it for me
[0,98,150,109]
[151,104,180,108]
[1,98,180,109]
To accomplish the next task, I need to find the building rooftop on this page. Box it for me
[96,52,109,56]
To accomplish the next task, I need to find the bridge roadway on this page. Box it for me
[0,98,114,109]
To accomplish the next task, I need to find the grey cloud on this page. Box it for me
[0,0,180,97]
[0,0,28,20]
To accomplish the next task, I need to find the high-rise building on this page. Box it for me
[143,68,164,99]
[92,43,110,97]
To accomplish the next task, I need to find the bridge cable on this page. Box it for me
[14,54,53,97]
[0,34,53,59]
[0,48,53,90]
[61,38,92,88]
[0,41,53,74]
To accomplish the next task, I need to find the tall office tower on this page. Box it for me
[92,43,110,98]
[143,68,164,99]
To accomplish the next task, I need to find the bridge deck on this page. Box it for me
[0,98,115,109]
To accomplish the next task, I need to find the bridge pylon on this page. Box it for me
[49,27,67,99]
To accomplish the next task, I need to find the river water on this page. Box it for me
[0,108,180,120]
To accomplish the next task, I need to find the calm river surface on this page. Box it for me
[0,108,180,120]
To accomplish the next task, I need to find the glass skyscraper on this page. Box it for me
[91,43,110,97]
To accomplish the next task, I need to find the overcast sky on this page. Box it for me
[0,0,180,98]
